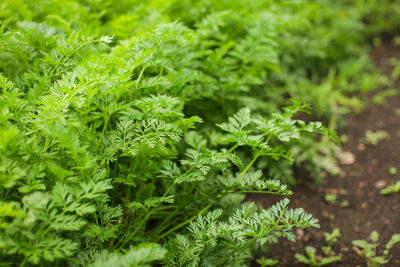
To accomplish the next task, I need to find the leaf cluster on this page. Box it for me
[0,0,396,266]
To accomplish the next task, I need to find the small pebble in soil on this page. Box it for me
[326,188,338,194]
[358,143,366,151]
[375,180,387,189]
[296,229,304,240]
[308,246,317,254]
[315,255,323,261]
[341,247,350,252]
[340,151,355,165]
[359,182,367,188]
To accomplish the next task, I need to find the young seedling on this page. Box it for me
[389,166,397,175]
[339,189,347,195]
[322,228,341,256]
[257,257,278,266]
[373,37,382,47]
[324,193,337,204]
[353,231,400,267]
[321,246,334,257]
[340,200,350,208]
[363,130,388,146]
[295,246,341,266]
[390,58,400,79]
[372,88,399,104]
[380,180,400,195]
[324,190,349,208]
[325,228,341,245]
[394,36,400,46]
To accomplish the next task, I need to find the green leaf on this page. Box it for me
[295,253,311,264]
[370,231,379,243]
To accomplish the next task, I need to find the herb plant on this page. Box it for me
[322,228,341,256]
[389,166,397,175]
[0,0,397,265]
[325,228,341,245]
[364,130,389,146]
[257,257,279,266]
[353,231,400,267]
[295,246,341,266]
[380,181,400,195]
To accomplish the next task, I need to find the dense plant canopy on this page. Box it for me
[1,0,399,266]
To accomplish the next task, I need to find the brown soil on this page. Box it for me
[249,41,400,266]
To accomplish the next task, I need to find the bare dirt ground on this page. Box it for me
[250,40,400,266]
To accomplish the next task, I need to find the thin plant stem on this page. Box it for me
[156,203,212,241]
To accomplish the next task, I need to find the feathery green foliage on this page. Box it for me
[0,0,396,265]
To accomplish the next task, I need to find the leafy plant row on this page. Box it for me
[0,0,399,266]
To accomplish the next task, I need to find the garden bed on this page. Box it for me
[251,40,400,266]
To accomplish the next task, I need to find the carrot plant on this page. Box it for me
[0,0,395,265]
[353,231,400,267]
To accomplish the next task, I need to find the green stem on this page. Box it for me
[19,257,28,267]
[117,142,240,247]
[263,152,293,162]
[232,190,291,195]
[149,211,182,218]
[151,209,180,237]
[226,143,239,154]
[93,210,99,226]
[101,114,109,136]
[156,203,212,241]
[215,244,250,266]
[323,100,338,143]
[154,143,255,240]
[117,181,176,249]
[117,162,202,248]
[136,66,146,86]
[49,39,103,76]
[153,219,178,238]
[125,186,131,202]
[155,205,178,211]
[240,151,261,176]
